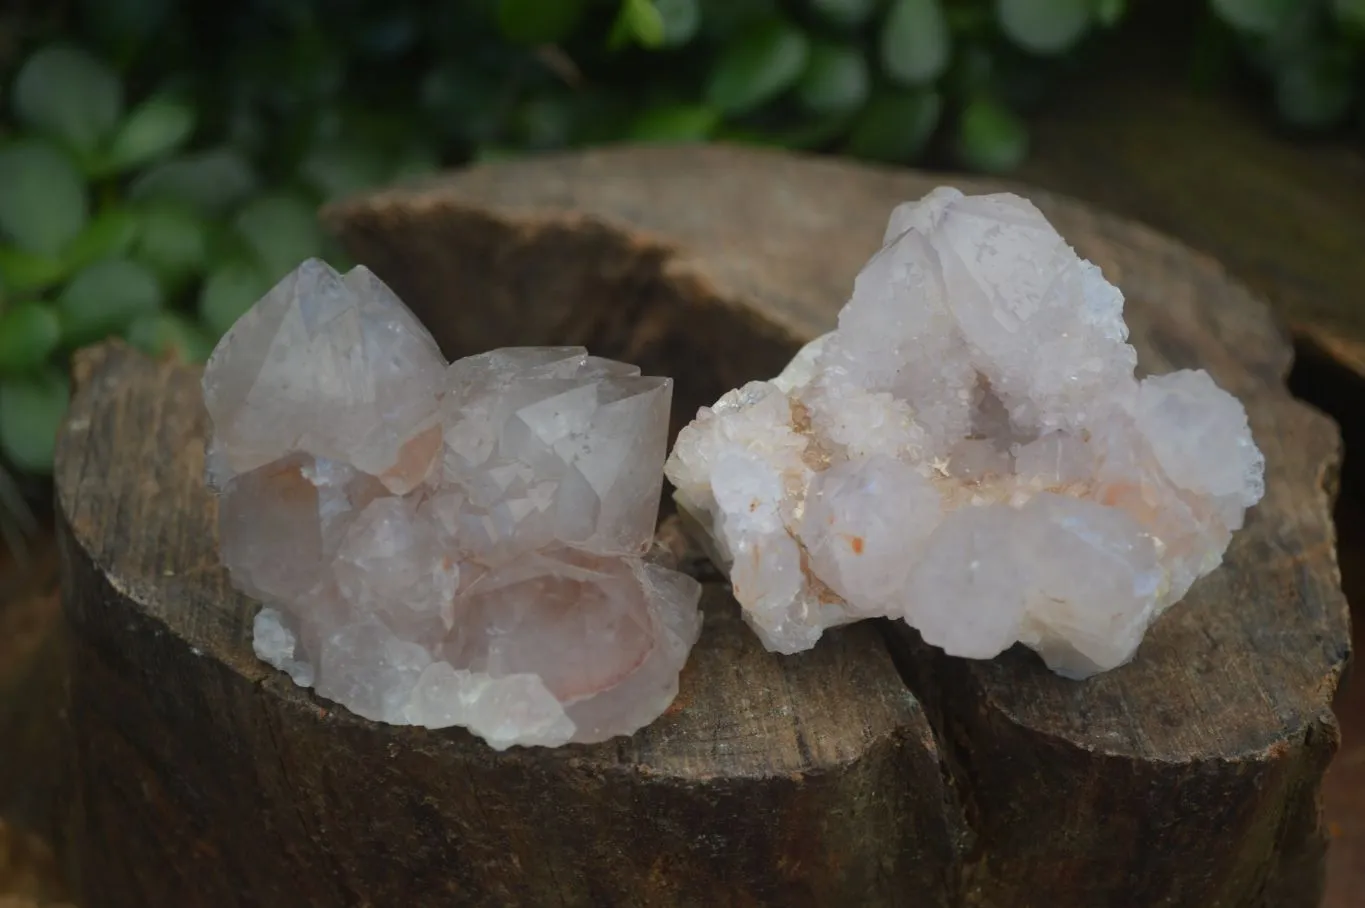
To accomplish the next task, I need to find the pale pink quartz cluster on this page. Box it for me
[205,259,702,748]
[666,188,1265,679]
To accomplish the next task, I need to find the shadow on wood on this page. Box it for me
[0,529,65,846]
[55,145,1348,907]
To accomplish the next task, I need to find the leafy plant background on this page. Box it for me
[0,0,1361,550]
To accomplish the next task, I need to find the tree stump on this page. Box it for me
[56,145,1348,907]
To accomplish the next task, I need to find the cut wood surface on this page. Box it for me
[56,144,1348,907]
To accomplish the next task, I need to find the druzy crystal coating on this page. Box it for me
[665,188,1264,679]
[205,259,702,748]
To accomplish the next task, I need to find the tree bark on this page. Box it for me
[0,530,65,844]
[56,145,1348,907]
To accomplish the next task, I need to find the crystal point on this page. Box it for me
[204,259,447,491]
[209,262,701,748]
[666,189,1264,678]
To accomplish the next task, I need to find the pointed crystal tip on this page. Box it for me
[208,259,702,748]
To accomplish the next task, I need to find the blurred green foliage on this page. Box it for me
[0,0,1359,543]
[0,0,1126,498]
[1210,0,1365,132]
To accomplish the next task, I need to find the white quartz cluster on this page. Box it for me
[204,259,702,748]
[665,188,1264,679]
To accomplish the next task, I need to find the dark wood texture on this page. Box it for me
[0,817,72,908]
[56,145,1348,907]
[1291,346,1365,908]
[0,525,70,908]
[1323,530,1365,908]
[0,529,64,843]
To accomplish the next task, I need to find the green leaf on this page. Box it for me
[947,43,994,99]
[699,0,779,40]
[299,145,390,202]
[471,146,522,164]
[995,0,1091,55]
[1275,57,1353,130]
[129,148,258,215]
[63,206,140,270]
[657,0,702,45]
[762,113,856,150]
[881,0,952,87]
[133,204,208,288]
[513,95,577,150]
[390,144,442,184]
[0,303,61,374]
[13,45,123,157]
[846,89,942,161]
[955,97,1029,173]
[1210,0,1295,34]
[58,258,163,346]
[0,141,89,255]
[496,0,586,43]
[628,104,722,141]
[78,0,172,59]
[0,369,69,473]
[1253,2,1323,73]
[1336,0,1365,29]
[810,0,879,28]
[419,64,503,144]
[233,195,323,283]
[125,311,212,363]
[1094,0,1126,27]
[611,0,666,49]
[944,4,991,30]
[0,249,69,294]
[321,240,355,275]
[199,260,272,338]
[101,95,196,174]
[567,91,635,145]
[798,43,870,115]
[706,19,811,115]
[351,11,419,59]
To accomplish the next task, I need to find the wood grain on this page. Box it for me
[1292,341,1365,908]
[0,529,64,843]
[54,145,1347,907]
[0,818,71,907]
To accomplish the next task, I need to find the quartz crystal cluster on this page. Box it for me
[204,259,702,748]
[665,188,1264,679]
